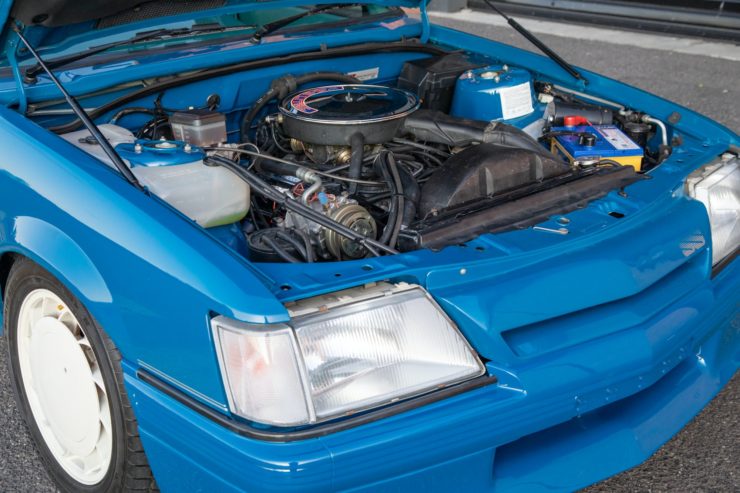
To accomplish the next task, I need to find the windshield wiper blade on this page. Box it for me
[482,0,587,84]
[24,24,232,82]
[251,3,360,44]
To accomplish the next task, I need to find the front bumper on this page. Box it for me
[124,257,739,493]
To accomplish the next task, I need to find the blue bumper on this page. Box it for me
[124,258,739,493]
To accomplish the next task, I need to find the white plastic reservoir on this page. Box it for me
[62,124,250,228]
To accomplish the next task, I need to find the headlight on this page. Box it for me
[212,283,485,426]
[686,153,739,266]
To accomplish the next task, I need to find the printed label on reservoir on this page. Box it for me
[499,82,534,120]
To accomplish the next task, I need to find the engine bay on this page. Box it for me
[57,51,670,263]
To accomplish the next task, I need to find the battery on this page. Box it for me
[551,124,643,170]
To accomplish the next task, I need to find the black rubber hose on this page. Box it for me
[397,166,420,226]
[208,155,396,255]
[291,228,315,263]
[49,41,448,134]
[109,106,157,124]
[275,230,311,262]
[374,152,397,245]
[241,72,360,142]
[262,235,300,263]
[255,156,302,176]
[240,87,278,143]
[348,132,364,195]
[373,151,404,247]
[482,122,550,155]
[385,152,405,248]
[401,110,549,155]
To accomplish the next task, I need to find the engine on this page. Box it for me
[62,54,661,263]
[262,84,420,260]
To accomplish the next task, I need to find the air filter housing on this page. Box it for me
[279,84,419,145]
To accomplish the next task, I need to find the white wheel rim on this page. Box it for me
[16,289,112,485]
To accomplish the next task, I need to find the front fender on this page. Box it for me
[0,105,286,408]
[0,216,112,331]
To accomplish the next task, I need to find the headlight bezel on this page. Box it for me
[212,282,488,429]
[685,152,740,270]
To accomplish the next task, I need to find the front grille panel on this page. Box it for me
[501,250,709,358]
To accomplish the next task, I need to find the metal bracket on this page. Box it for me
[5,26,28,113]
[420,1,431,43]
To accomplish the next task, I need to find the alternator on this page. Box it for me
[284,194,376,260]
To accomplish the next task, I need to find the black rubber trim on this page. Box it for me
[137,369,496,442]
[48,40,449,134]
[711,246,738,279]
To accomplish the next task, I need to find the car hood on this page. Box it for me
[3,0,423,28]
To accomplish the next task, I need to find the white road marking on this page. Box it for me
[429,9,740,62]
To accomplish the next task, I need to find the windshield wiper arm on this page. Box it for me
[24,24,233,82]
[482,0,587,84]
[251,3,360,44]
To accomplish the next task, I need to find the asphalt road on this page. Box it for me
[1,14,739,493]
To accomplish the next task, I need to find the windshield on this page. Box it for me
[3,4,399,69]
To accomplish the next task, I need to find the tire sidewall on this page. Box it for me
[4,260,127,493]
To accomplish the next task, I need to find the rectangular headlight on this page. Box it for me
[212,283,485,427]
[686,153,740,265]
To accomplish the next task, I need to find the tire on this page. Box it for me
[4,258,157,492]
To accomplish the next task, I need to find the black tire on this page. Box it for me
[4,257,157,492]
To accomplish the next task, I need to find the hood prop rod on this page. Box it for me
[12,24,144,191]
[482,0,588,85]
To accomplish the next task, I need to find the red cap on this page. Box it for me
[564,115,589,127]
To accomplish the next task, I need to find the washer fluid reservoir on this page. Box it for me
[62,124,249,228]
[451,65,536,123]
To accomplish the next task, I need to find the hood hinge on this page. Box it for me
[5,25,28,113]
[419,1,430,43]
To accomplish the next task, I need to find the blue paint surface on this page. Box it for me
[451,65,536,122]
[0,4,737,492]
[117,140,205,167]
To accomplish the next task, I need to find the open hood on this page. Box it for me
[10,0,147,27]
[4,0,423,28]
[1,0,426,66]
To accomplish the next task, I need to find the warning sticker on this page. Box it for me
[347,67,380,81]
[499,82,534,120]
[597,126,641,150]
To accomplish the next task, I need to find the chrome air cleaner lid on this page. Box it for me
[279,84,419,145]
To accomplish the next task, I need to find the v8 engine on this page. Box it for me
[62,53,666,263]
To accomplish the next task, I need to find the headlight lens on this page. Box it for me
[686,154,739,265]
[212,283,485,426]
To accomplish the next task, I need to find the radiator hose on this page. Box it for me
[400,109,549,155]
[240,72,360,142]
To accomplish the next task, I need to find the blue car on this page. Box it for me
[0,1,737,491]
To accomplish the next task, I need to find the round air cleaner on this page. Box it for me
[279,84,419,145]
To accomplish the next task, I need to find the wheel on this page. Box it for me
[4,258,157,492]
